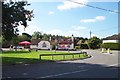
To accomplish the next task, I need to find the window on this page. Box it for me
[42,42,47,47]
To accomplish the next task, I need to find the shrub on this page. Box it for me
[75,44,89,49]
[101,43,120,50]
[88,36,101,49]
[75,46,80,49]
[81,44,89,49]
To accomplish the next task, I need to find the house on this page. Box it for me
[102,33,120,43]
[30,39,51,50]
[30,35,74,50]
[102,33,120,50]
[57,35,74,50]
[77,40,90,49]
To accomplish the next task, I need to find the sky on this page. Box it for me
[18,0,119,39]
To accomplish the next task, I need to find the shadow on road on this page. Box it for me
[2,57,56,65]
[2,57,119,79]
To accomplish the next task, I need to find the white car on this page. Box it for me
[13,46,24,49]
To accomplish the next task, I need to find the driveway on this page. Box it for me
[2,50,119,79]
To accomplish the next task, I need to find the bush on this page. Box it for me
[75,46,80,49]
[101,43,120,50]
[75,44,89,49]
[81,44,89,49]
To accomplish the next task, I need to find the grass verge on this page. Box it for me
[1,50,90,65]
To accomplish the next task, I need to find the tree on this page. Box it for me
[42,33,49,41]
[2,1,33,41]
[12,35,31,46]
[88,36,101,49]
[22,33,32,39]
[32,31,42,39]
[0,36,2,44]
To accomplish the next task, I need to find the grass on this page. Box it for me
[0,50,90,64]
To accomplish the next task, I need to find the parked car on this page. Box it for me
[13,46,24,49]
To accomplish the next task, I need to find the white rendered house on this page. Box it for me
[30,35,74,50]
[103,40,120,43]
[30,40,51,50]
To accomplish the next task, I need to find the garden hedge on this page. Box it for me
[75,46,80,49]
[101,43,120,50]
[75,44,89,49]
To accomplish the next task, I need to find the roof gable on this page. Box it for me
[31,39,41,45]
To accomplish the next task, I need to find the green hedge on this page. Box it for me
[75,46,80,49]
[75,44,89,49]
[101,43,120,50]
[81,44,89,49]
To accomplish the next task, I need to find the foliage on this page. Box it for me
[22,33,32,39]
[74,37,88,46]
[42,33,49,41]
[2,34,31,47]
[2,1,33,41]
[81,44,89,49]
[0,35,2,44]
[2,35,13,48]
[32,31,42,39]
[12,35,31,45]
[75,46,80,49]
[31,31,66,41]
[101,43,120,50]
[88,36,101,49]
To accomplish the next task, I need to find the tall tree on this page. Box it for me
[12,35,31,46]
[88,36,101,49]
[22,33,32,39]
[42,33,49,41]
[32,31,42,39]
[2,1,33,41]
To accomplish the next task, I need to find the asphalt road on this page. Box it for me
[2,50,119,79]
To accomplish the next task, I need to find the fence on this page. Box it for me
[39,52,87,60]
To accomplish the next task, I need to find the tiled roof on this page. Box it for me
[77,40,82,44]
[31,39,41,45]
[102,33,120,40]
[31,38,73,45]
[57,38,72,44]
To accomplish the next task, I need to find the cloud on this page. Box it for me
[18,25,42,35]
[68,26,88,37]
[57,0,87,10]
[68,30,78,34]
[80,16,105,23]
[45,28,83,37]
[80,19,96,23]
[91,34,102,38]
[95,16,105,21]
[48,11,54,15]
[17,0,119,2]
[68,30,88,37]
[45,29,63,35]
[72,26,86,30]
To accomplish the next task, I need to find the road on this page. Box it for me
[2,50,119,79]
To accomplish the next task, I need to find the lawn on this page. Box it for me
[0,50,90,64]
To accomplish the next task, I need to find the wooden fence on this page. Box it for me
[39,52,87,60]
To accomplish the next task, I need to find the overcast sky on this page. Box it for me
[18,0,118,38]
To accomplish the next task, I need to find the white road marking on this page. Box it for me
[108,64,118,66]
[40,69,88,78]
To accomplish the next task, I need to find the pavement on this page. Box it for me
[2,50,119,79]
